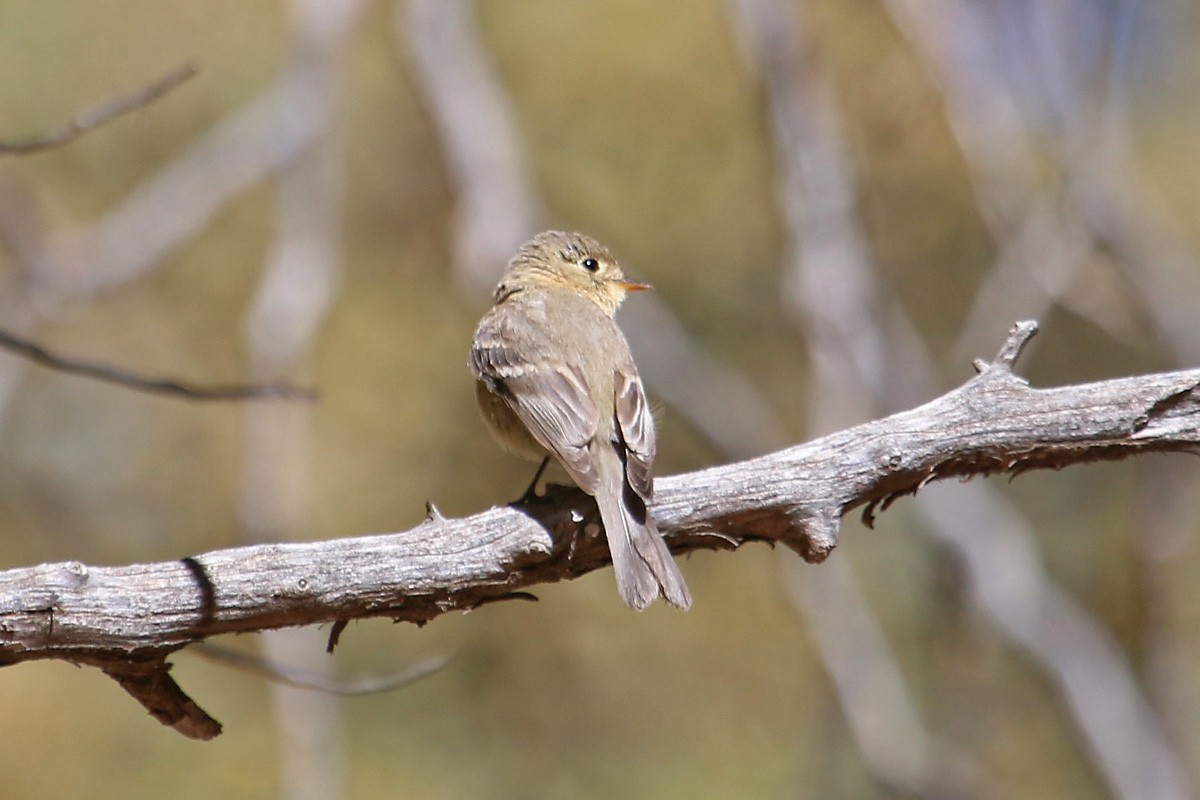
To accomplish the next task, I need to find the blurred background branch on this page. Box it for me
[0,62,196,155]
[733,1,1193,798]
[0,326,314,401]
[238,2,362,798]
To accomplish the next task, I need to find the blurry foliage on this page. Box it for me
[0,1,1198,798]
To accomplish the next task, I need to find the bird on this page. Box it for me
[469,230,692,610]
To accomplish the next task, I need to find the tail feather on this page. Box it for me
[594,471,692,611]
[629,516,692,610]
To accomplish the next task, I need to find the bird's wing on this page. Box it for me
[614,365,656,499]
[471,329,601,493]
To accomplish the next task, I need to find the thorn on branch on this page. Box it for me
[0,62,197,155]
[860,499,879,529]
[425,501,446,523]
[326,619,349,653]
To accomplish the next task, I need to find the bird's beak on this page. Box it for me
[615,280,653,292]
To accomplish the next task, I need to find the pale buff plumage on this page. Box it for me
[470,231,691,610]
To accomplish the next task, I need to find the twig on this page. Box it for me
[0,328,315,402]
[1,322,1198,738]
[0,63,197,155]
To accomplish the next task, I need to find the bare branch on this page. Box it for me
[100,656,223,740]
[1,323,1198,737]
[0,328,315,402]
[0,63,197,155]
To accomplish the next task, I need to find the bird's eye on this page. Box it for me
[580,257,600,273]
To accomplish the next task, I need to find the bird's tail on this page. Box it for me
[595,467,692,611]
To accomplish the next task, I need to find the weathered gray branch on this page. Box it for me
[1,322,1198,739]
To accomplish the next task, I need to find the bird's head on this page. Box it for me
[496,230,650,316]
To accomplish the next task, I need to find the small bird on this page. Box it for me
[470,231,692,610]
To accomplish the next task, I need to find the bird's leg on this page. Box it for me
[517,456,550,504]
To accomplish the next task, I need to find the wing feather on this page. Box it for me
[471,332,601,493]
[614,366,655,499]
